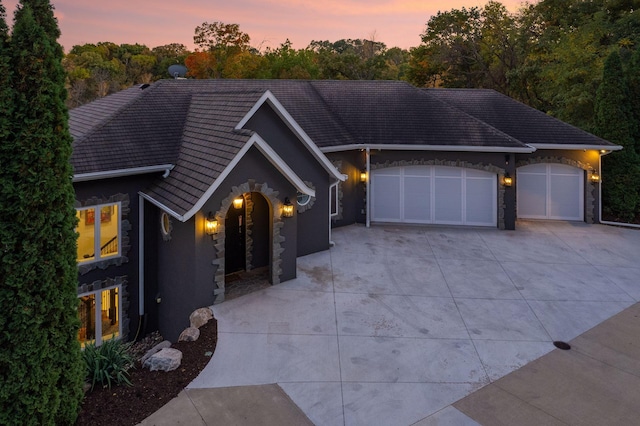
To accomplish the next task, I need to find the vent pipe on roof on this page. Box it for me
[140,83,150,90]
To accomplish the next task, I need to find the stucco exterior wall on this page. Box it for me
[153,147,299,341]
[74,173,160,342]
[245,104,332,256]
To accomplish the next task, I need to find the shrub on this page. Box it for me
[83,339,135,390]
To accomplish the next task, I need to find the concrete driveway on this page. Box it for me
[188,221,640,425]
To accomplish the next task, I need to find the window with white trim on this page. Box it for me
[76,203,120,263]
[77,285,121,347]
[330,183,339,217]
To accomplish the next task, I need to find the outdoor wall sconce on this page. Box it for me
[503,173,513,187]
[590,171,601,183]
[360,170,367,183]
[233,197,244,209]
[282,198,294,218]
[205,212,218,236]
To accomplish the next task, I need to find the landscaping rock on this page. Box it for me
[178,326,200,342]
[143,348,182,372]
[189,307,213,328]
[139,340,172,365]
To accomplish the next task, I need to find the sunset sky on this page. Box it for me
[4,0,533,52]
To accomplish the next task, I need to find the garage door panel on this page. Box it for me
[549,174,582,220]
[518,174,548,218]
[404,176,431,222]
[466,178,496,225]
[372,174,401,221]
[434,177,463,223]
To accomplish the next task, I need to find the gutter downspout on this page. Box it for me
[138,194,145,317]
[366,147,371,228]
[598,151,640,229]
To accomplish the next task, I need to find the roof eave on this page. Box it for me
[320,144,536,153]
[141,135,315,222]
[529,143,623,151]
[73,164,174,182]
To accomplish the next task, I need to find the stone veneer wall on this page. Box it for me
[211,181,285,304]
[76,193,131,275]
[77,276,130,342]
[516,156,596,223]
[370,159,507,229]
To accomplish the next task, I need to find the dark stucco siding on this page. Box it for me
[325,150,367,227]
[154,146,299,341]
[245,103,332,256]
[74,173,161,342]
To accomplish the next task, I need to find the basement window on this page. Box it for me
[77,285,121,347]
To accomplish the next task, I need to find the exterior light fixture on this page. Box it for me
[360,170,367,183]
[205,212,218,236]
[282,198,294,218]
[503,173,513,187]
[233,197,244,209]
[590,171,601,183]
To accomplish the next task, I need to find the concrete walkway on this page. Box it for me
[141,221,640,425]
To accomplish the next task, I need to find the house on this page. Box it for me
[69,80,620,343]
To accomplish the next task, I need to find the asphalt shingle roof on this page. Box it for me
[69,80,617,218]
[426,88,618,148]
[142,91,261,217]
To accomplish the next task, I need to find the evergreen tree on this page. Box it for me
[626,46,640,155]
[594,50,640,221]
[0,2,10,135]
[0,0,84,423]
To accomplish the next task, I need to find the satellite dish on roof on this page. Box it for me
[168,64,188,79]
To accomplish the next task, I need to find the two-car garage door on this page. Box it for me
[371,166,497,227]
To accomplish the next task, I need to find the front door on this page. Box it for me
[225,199,246,274]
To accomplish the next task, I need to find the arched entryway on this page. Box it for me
[224,192,272,299]
[212,181,286,303]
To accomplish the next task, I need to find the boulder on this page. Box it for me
[143,348,182,372]
[140,340,172,365]
[189,307,213,328]
[178,326,200,342]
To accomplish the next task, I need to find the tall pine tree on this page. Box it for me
[595,50,640,222]
[0,0,84,423]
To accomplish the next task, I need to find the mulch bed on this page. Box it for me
[75,319,217,426]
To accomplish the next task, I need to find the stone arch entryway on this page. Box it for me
[211,181,286,304]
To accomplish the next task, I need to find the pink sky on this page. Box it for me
[4,0,533,52]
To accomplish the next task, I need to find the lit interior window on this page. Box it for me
[76,204,119,262]
[77,287,120,347]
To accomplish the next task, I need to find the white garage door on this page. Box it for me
[371,166,497,226]
[517,163,584,220]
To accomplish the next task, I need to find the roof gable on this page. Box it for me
[140,90,321,221]
[236,90,346,182]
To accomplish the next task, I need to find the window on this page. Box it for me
[76,203,120,263]
[77,286,121,347]
[296,192,311,207]
[330,183,339,217]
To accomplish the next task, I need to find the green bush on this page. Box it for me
[83,339,135,390]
